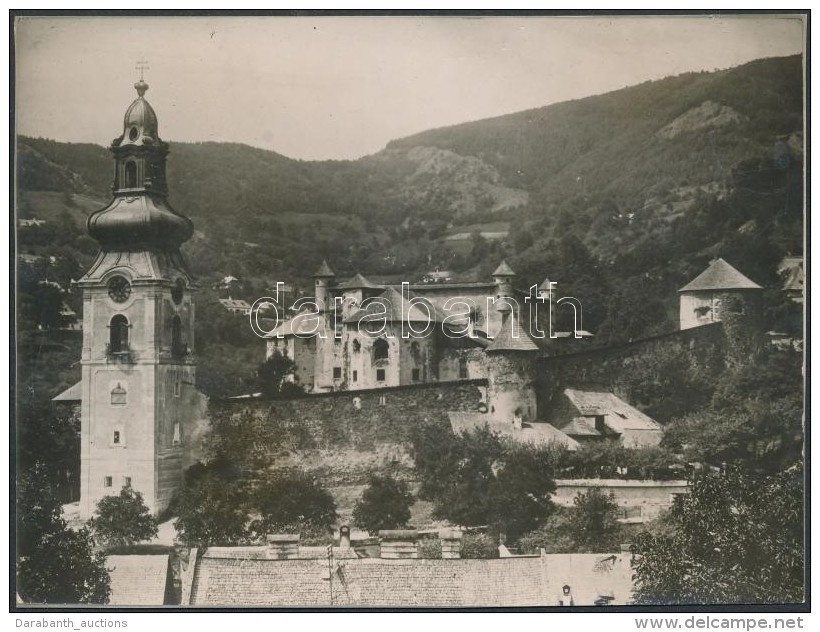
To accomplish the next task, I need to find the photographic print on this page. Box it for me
[12,12,807,611]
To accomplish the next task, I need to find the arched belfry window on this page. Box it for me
[109,315,129,353]
[125,161,137,188]
[373,338,389,363]
[171,315,185,358]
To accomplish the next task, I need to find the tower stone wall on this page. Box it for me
[77,80,199,517]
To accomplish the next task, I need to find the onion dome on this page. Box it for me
[121,80,159,145]
[88,195,193,250]
[86,80,192,250]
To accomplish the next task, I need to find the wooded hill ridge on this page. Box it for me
[17,54,803,344]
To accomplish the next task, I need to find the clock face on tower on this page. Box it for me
[108,276,132,303]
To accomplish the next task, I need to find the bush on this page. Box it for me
[251,468,338,539]
[417,537,442,559]
[460,532,498,559]
[569,487,621,551]
[89,485,158,549]
[352,474,414,535]
[173,460,251,547]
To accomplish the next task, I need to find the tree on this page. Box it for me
[89,485,158,549]
[256,351,301,399]
[568,487,621,551]
[173,460,251,547]
[16,464,110,604]
[411,423,558,541]
[251,469,338,539]
[352,474,414,535]
[632,465,804,605]
[517,489,622,555]
[16,396,80,502]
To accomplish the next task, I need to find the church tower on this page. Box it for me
[77,78,196,518]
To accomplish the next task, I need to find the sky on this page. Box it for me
[14,14,805,161]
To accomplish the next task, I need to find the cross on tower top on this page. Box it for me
[135,58,149,81]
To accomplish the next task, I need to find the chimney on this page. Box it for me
[439,530,462,559]
[339,525,351,549]
[379,529,418,559]
[265,534,300,560]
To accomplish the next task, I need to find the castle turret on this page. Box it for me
[492,260,516,324]
[678,258,762,330]
[486,312,540,427]
[313,260,335,312]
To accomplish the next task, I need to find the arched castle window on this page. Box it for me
[373,338,389,362]
[459,357,468,379]
[125,161,137,188]
[109,315,129,353]
[352,339,361,353]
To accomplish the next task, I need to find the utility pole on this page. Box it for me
[327,544,334,606]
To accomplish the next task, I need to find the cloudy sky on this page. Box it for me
[14,14,804,160]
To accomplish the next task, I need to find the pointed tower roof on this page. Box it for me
[314,260,335,278]
[487,313,539,353]
[492,260,516,277]
[339,273,383,290]
[538,277,554,291]
[679,258,762,292]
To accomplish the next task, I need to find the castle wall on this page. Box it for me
[211,379,488,450]
[438,347,487,382]
[534,323,724,420]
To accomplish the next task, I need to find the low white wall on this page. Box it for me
[553,479,690,522]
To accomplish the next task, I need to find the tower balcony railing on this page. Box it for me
[106,343,134,363]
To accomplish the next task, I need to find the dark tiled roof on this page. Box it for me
[679,258,762,292]
[106,555,169,606]
[189,555,549,607]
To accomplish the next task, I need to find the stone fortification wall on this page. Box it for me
[210,379,488,451]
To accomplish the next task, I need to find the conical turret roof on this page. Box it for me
[487,313,539,353]
[679,258,762,292]
[492,260,516,277]
[314,260,335,278]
